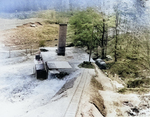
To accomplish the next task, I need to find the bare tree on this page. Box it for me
[114,10,120,62]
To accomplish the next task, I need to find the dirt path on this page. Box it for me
[50,69,96,117]
[76,68,105,117]
[63,69,89,117]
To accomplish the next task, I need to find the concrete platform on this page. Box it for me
[47,61,72,69]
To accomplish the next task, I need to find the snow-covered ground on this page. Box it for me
[0,55,65,117]
[0,42,90,117]
[0,18,93,117]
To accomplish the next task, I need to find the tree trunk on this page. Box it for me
[89,25,94,62]
[101,19,105,59]
[114,12,119,62]
[89,48,92,62]
[105,26,108,58]
[114,33,118,62]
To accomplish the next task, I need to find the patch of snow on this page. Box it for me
[139,109,150,117]
[112,80,124,90]
[145,92,150,96]
[0,59,67,117]
[0,46,89,117]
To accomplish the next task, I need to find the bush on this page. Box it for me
[66,43,74,47]
[39,40,45,47]
[127,79,144,88]
[127,78,150,88]
[118,88,126,93]
[55,72,69,79]
[109,61,139,78]
[78,61,95,69]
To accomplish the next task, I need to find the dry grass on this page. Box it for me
[118,87,150,94]
[126,88,150,94]
[91,92,107,117]
[91,76,103,90]
[90,76,106,117]
[3,21,59,50]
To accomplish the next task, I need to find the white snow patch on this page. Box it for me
[0,56,67,117]
[0,46,87,117]
[112,80,124,90]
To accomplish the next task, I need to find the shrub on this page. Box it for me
[55,72,69,79]
[78,61,95,69]
[127,79,144,88]
[118,88,126,93]
[109,61,139,78]
[39,40,45,47]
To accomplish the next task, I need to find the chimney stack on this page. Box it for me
[57,24,67,56]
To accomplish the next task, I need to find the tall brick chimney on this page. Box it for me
[57,24,67,56]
